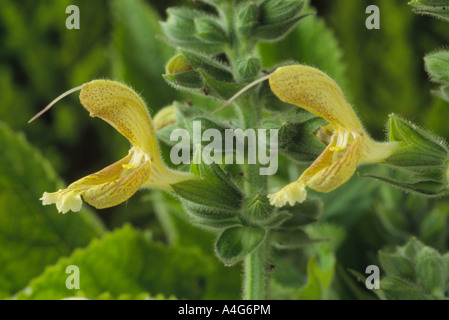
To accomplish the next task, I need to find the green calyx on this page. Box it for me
[363,114,449,197]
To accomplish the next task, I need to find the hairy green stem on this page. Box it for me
[239,96,266,195]
[243,240,267,300]
[239,96,269,300]
[217,0,270,299]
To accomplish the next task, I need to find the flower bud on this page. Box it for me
[387,114,448,167]
[194,17,227,43]
[259,0,305,25]
[235,2,260,37]
[166,54,192,74]
[164,54,203,89]
[161,7,222,52]
[236,57,262,81]
[252,0,307,41]
[153,106,176,131]
[161,8,199,41]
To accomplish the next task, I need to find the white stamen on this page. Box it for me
[341,131,349,149]
[130,151,144,167]
[122,148,148,170]
[335,130,344,148]
[333,128,351,151]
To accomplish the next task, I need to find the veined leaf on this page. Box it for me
[15,225,240,300]
[0,122,105,295]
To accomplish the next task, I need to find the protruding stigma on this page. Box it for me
[212,74,270,114]
[28,85,83,123]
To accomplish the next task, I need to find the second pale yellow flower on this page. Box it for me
[267,65,398,207]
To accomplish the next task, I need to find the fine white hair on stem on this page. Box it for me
[28,85,83,123]
[212,74,270,114]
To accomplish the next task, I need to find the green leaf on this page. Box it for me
[296,255,335,300]
[194,17,228,44]
[95,291,175,300]
[416,247,446,298]
[388,114,448,159]
[161,7,202,41]
[253,15,310,42]
[271,253,336,300]
[259,0,305,25]
[236,56,262,82]
[191,217,242,230]
[260,211,292,228]
[262,109,327,163]
[235,2,259,37]
[199,161,244,202]
[173,157,243,214]
[375,238,449,300]
[379,251,415,280]
[215,226,265,265]
[317,174,375,227]
[199,70,243,101]
[179,49,234,82]
[272,229,321,249]
[0,122,105,295]
[161,7,222,53]
[243,193,275,223]
[401,237,426,260]
[419,204,449,247]
[253,0,307,41]
[16,225,240,300]
[277,198,322,228]
[163,70,203,89]
[361,172,448,197]
[425,51,449,104]
[409,0,449,22]
[425,50,449,84]
[163,55,241,100]
[172,178,242,211]
[181,198,238,219]
[380,276,432,300]
[366,115,449,196]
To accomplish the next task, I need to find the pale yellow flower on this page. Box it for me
[39,80,193,213]
[267,65,398,207]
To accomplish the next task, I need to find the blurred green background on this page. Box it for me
[1,0,449,299]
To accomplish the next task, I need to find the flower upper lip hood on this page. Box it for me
[40,80,193,214]
[79,80,159,156]
[267,65,398,207]
[269,65,364,132]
